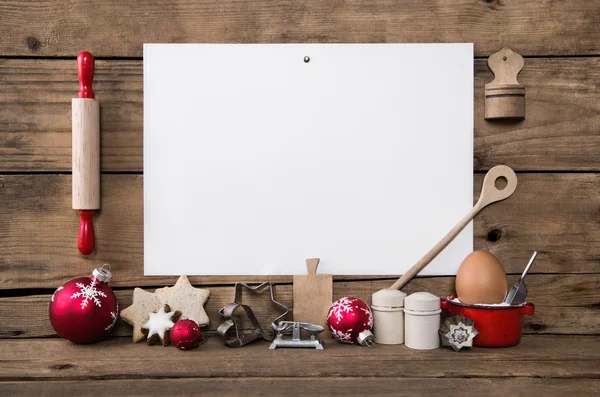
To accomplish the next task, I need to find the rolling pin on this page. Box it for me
[72,51,100,255]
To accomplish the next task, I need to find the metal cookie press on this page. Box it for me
[269,321,325,350]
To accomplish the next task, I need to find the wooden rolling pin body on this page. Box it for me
[72,98,100,210]
[72,51,99,255]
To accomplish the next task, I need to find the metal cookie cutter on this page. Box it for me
[217,282,288,348]
[269,321,325,350]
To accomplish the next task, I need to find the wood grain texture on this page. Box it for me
[1,58,600,172]
[1,0,598,393]
[2,275,598,338]
[0,335,598,379]
[2,1,600,57]
[0,173,597,290]
[1,378,599,397]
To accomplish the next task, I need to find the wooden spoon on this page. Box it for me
[389,165,518,290]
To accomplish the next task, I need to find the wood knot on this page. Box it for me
[26,36,41,52]
[482,0,501,9]
[52,363,77,371]
[527,323,547,332]
[487,229,503,242]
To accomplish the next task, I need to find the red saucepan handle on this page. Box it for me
[440,298,450,311]
[521,302,535,316]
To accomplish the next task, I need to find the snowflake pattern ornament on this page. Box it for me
[71,278,107,309]
[49,265,119,344]
[51,286,64,302]
[327,297,374,346]
[105,308,119,331]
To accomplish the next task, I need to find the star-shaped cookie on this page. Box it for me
[142,304,182,346]
[121,287,161,342]
[121,275,210,342]
[154,275,210,327]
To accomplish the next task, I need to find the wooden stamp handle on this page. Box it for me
[305,258,320,275]
[77,51,95,99]
[389,165,518,290]
[486,48,524,88]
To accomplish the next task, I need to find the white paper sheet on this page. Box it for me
[144,43,473,276]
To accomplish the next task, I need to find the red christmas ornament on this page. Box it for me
[170,319,203,350]
[49,264,118,344]
[327,296,374,346]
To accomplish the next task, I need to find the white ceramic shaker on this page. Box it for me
[371,289,407,344]
[404,292,441,350]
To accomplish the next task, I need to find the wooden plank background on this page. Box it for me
[1,58,599,172]
[2,0,600,57]
[0,1,599,395]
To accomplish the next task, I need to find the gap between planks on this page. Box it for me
[0,377,599,397]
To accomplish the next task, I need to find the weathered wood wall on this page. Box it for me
[0,1,599,395]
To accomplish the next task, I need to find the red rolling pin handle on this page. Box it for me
[77,51,95,99]
[78,210,95,255]
[75,51,96,255]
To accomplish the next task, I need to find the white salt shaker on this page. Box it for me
[404,292,441,350]
[371,289,407,344]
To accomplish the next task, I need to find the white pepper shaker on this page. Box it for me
[404,292,441,350]
[371,289,407,344]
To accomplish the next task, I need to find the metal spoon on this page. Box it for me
[504,251,537,305]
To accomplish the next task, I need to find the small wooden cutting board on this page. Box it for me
[293,258,332,329]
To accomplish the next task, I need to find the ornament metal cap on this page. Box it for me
[92,264,112,283]
[357,330,374,347]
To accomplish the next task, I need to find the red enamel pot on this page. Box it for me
[440,296,534,347]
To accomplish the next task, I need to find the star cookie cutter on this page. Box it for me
[217,282,289,348]
[439,314,479,352]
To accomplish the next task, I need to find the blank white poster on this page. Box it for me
[144,43,473,276]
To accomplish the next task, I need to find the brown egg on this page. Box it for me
[455,250,508,304]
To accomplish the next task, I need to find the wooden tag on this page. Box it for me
[485,48,525,119]
[293,258,332,329]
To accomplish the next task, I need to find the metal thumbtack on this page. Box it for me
[304,56,310,63]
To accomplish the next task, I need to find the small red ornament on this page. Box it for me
[170,319,203,350]
[327,296,374,346]
[49,264,118,344]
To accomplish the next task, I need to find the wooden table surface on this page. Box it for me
[1,1,599,396]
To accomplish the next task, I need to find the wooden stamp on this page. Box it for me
[293,258,332,329]
[485,48,525,120]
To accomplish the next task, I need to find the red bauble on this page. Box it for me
[327,297,374,346]
[49,265,118,344]
[170,319,203,350]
